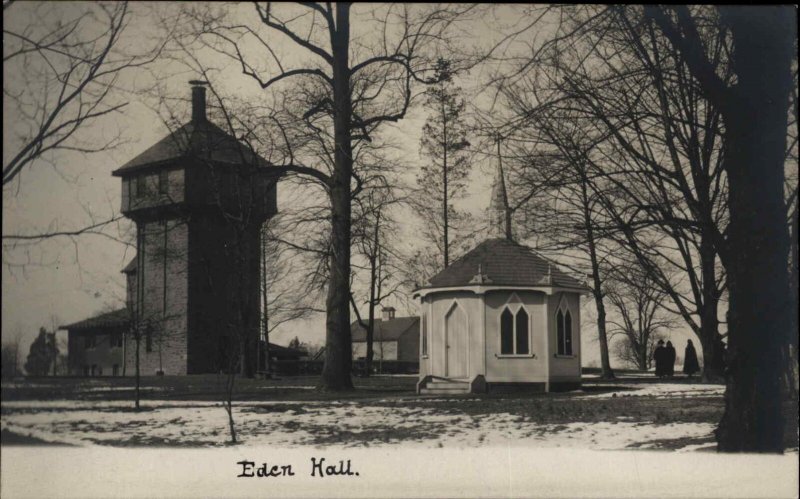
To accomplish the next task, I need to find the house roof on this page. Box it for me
[60,308,130,331]
[111,119,271,176]
[350,316,419,342]
[422,238,586,290]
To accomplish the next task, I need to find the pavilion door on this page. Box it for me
[445,303,467,378]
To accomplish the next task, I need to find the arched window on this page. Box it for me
[516,308,529,355]
[500,306,530,356]
[556,307,573,356]
[564,310,573,355]
[500,308,514,354]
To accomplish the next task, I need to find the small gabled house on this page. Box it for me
[61,309,129,376]
[350,307,420,363]
[415,160,588,394]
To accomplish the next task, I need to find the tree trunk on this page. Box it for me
[715,6,794,453]
[261,227,271,377]
[442,116,449,268]
[639,346,648,372]
[699,236,723,382]
[320,4,354,391]
[365,300,375,377]
[580,168,614,379]
[135,332,140,411]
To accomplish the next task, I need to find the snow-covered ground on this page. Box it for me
[2,399,718,450]
[1,382,732,451]
[579,383,725,399]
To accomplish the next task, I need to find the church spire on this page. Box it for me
[489,136,512,240]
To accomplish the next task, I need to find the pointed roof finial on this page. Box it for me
[489,134,512,240]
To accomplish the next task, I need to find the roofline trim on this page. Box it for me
[413,284,591,299]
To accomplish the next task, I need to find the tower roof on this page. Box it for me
[422,238,586,290]
[112,82,270,176]
[111,120,270,176]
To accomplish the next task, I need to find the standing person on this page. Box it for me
[683,339,701,378]
[665,341,676,377]
[653,340,666,377]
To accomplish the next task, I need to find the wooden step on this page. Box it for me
[427,381,469,390]
[420,387,470,395]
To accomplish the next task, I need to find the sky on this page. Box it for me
[1,2,698,367]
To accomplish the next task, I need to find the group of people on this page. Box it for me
[653,339,700,378]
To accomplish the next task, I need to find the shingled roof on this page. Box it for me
[111,119,270,176]
[423,238,586,290]
[60,308,130,331]
[350,316,419,342]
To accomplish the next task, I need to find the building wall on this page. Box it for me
[187,213,262,374]
[547,292,582,382]
[125,217,189,375]
[68,328,126,376]
[352,341,398,361]
[396,325,420,362]
[484,290,549,383]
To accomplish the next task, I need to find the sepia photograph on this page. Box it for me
[2,3,798,498]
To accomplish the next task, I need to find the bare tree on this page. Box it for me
[641,5,795,453]
[1,329,24,378]
[491,4,795,452]
[260,215,320,376]
[177,3,476,390]
[606,266,674,371]
[349,180,404,375]
[492,5,731,382]
[413,58,472,269]
[3,1,165,187]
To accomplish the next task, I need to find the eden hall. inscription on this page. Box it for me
[237,458,359,478]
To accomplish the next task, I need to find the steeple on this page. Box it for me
[489,136,512,240]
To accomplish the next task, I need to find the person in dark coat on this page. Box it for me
[653,340,666,377]
[665,341,676,377]
[683,339,701,378]
[712,337,726,374]
[664,341,677,376]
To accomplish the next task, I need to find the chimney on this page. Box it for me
[189,80,208,122]
[381,307,396,321]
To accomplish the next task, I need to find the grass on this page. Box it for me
[1,374,418,403]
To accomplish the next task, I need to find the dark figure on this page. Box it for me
[653,340,666,377]
[712,337,727,374]
[665,341,676,377]
[683,339,701,378]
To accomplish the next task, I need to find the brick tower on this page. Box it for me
[112,81,277,375]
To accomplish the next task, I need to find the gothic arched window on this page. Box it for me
[500,305,530,356]
[557,307,573,356]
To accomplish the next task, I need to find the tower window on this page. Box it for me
[500,305,530,356]
[159,170,169,194]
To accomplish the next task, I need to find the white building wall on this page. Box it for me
[484,290,548,383]
[547,292,582,382]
